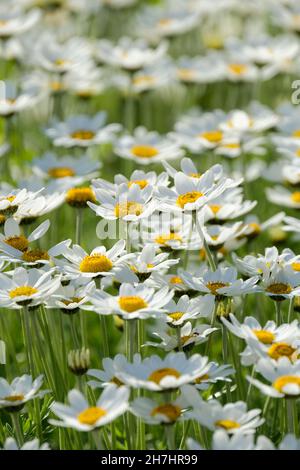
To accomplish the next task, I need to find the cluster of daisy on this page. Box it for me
[1,0,300,454]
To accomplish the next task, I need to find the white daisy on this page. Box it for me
[0,374,47,410]
[114,127,184,165]
[50,384,129,431]
[46,112,121,148]
[86,282,173,321]
[114,352,210,391]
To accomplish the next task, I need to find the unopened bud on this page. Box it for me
[68,348,90,376]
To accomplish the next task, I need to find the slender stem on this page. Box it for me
[286,398,294,434]
[125,319,136,362]
[164,425,175,450]
[288,298,294,323]
[75,208,83,245]
[11,413,24,446]
[275,301,282,325]
[99,315,110,358]
[176,326,182,351]
[222,324,231,401]
[195,214,216,271]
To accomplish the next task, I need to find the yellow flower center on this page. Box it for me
[266,283,292,295]
[209,204,222,214]
[296,149,300,157]
[22,249,50,263]
[158,18,173,27]
[3,394,25,402]
[70,130,95,140]
[273,375,300,394]
[50,81,64,92]
[48,167,75,178]
[0,215,5,225]
[199,130,223,143]
[151,404,181,422]
[228,64,248,75]
[177,191,203,209]
[268,342,297,360]
[62,297,83,306]
[148,368,181,385]
[54,58,68,66]
[0,196,17,215]
[110,376,124,387]
[248,222,261,235]
[155,233,182,246]
[133,75,155,87]
[77,407,107,425]
[118,296,147,313]
[169,276,183,284]
[291,191,300,203]
[177,68,196,81]
[189,172,201,178]
[5,235,29,252]
[206,282,229,295]
[128,180,148,189]
[131,145,159,159]
[114,201,143,218]
[168,311,184,321]
[66,187,96,207]
[194,374,210,384]
[292,130,300,138]
[222,143,241,149]
[9,286,38,299]
[253,329,275,345]
[215,419,241,430]
[79,254,113,273]
[292,262,300,272]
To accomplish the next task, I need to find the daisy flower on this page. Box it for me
[156,169,235,214]
[187,431,274,451]
[50,384,129,431]
[0,218,50,253]
[55,240,132,280]
[260,265,300,301]
[266,184,300,210]
[222,314,300,366]
[146,321,217,352]
[220,102,279,134]
[182,266,259,299]
[137,4,200,41]
[93,169,169,194]
[32,152,101,186]
[0,80,41,117]
[0,267,61,308]
[0,374,47,410]
[14,192,65,224]
[46,112,121,148]
[237,213,285,241]
[1,437,50,450]
[88,183,157,222]
[95,37,167,71]
[183,385,264,434]
[170,110,228,153]
[114,127,184,165]
[0,188,37,217]
[86,283,173,321]
[114,352,210,391]
[35,36,91,75]
[193,362,234,391]
[130,395,186,425]
[115,244,179,283]
[0,7,40,39]
[45,280,95,314]
[87,355,126,389]
[247,357,300,398]
[163,159,223,183]
[202,187,257,223]
[163,294,215,326]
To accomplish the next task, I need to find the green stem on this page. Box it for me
[11,413,24,446]
[164,425,175,450]
[286,398,294,434]
[75,208,83,245]
[275,301,282,325]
